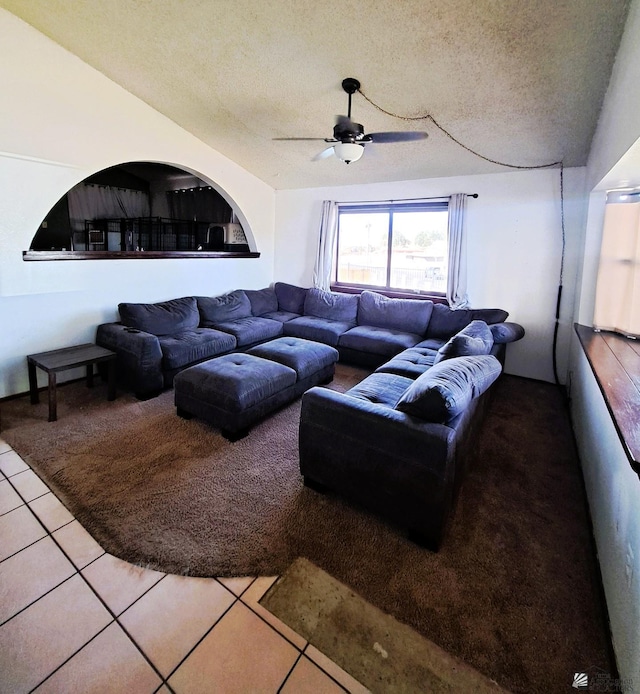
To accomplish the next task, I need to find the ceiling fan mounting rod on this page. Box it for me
[341,77,360,120]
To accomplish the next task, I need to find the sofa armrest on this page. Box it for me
[490,321,525,344]
[96,323,164,397]
[300,387,455,479]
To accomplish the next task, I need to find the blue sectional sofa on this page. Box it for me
[96,282,523,399]
[299,320,518,550]
[96,284,524,548]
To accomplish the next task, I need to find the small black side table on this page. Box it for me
[27,343,117,422]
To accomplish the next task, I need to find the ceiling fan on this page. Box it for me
[274,78,428,164]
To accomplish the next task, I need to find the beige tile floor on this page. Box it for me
[0,440,370,693]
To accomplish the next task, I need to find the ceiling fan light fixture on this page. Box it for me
[333,142,364,164]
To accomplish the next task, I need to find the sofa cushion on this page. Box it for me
[347,372,414,409]
[357,290,433,334]
[176,353,297,413]
[248,336,339,380]
[119,297,200,337]
[413,338,446,351]
[274,282,307,315]
[262,310,300,323]
[490,321,526,344]
[395,354,502,423]
[434,320,494,364]
[158,329,236,370]
[425,303,509,340]
[283,316,354,347]
[213,316,283,347]
[304,288,359,323]
[244,287,278,317]
[338,325,422,357]
[197,290,252,327]
[375,346,438,378]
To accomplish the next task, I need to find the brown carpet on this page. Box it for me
[2,365,613,693]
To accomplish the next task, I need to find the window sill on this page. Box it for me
[574,323,640,477]
[23,250,260,261]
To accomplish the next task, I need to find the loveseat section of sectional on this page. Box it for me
[298,301,524,550]
[299,351,506,550]
[96,284,308,399]
[96,296,238,399]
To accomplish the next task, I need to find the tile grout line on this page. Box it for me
[0,572,79,630]
[26,620,117,694]
[276,650,304,693]
[3,450,358,692]
[159,595,240,685]
[301,643,352,693]
[0,467,170,689]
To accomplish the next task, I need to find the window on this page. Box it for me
[333,202,449,295]
[593,189,640,337]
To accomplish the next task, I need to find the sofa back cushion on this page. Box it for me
[395,354,502,423]
[425,303,509,340]
[304,288,359,323]
[118,297,199,336]
[274,282,308,315]
[434,320,494,364]
[244,287,278,316]
[357,290,433,334]
[197,290,252,327]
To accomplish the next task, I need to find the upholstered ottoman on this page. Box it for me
[174,338,338,440]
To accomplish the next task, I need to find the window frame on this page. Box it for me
[331,200,449,299]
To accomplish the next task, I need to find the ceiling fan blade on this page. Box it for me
[366,131,429,143]
[313,146,336,161]
[272,137,329,141]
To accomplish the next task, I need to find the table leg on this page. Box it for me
[107,360,116,401]
[86,364,94,388]
[28,360,39,404]
[48,371,57,422]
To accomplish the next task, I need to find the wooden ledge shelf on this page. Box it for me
[575,323,640,476]
[23,250,260,261]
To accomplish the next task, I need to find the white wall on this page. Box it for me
[275,167,586,383]
[570,341,640,691]
[568,0,640,688]
[0,10,276,398]
[585,0,640,194]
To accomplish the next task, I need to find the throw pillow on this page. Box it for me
[274,282,308,314]
[357,290,433,334]
[395,354,502,422]
[433,320,494,364]
[118,296,199,336]
[304,288,359,323]
[197,290,252,326]
[244,287,278,316]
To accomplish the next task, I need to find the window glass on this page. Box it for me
[335,203,448,294]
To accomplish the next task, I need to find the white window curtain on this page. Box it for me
[593,193,640,337]
[313,200,339,291]
[446,193,469,308]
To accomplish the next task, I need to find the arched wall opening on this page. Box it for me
[25,161,258,259]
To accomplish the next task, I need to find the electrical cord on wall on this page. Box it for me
[553,164,566,386]
[357,87,567,385]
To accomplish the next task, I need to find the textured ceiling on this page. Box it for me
[1,0,630,189]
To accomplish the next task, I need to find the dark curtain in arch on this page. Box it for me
[166,187,233,223]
